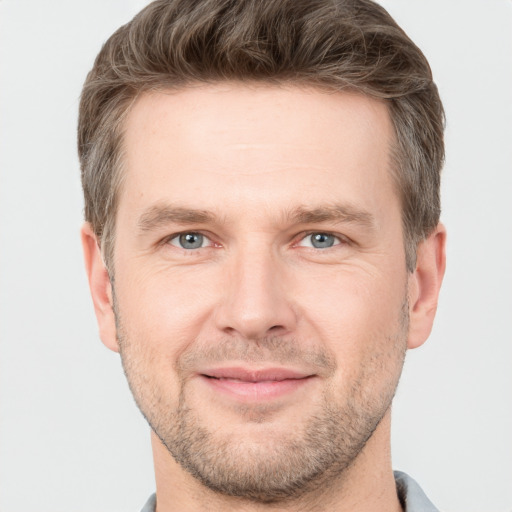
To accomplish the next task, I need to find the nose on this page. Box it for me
[214,244,297,340]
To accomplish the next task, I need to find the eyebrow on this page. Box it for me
[138,205,217,232]
[137,202,376,233]
[286,204,376,230]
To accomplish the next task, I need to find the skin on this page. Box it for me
[82,84,446,511]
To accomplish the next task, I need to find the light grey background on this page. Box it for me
[1,1,510,511]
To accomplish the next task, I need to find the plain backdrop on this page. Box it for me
[1,1,511,511]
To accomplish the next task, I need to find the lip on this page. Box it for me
[198,366,316,401]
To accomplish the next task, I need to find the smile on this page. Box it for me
[198,367,316,401]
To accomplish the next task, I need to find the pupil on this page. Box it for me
[312,233,334,248]
[180,233,203,249]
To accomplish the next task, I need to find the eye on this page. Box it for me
[298,232,340,249]
[168,232,210,250]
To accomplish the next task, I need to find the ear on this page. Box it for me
[81,223,119,352]
[407,223,447,349]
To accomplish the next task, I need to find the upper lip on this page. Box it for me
[200,367,313,382]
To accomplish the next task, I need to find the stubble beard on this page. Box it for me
[116,302,408,504]
[158,384,390,503]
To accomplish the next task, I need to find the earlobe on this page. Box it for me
[80,223,119,353]
[407,223,447,349]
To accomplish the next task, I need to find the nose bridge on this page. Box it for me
[216,237,296,339]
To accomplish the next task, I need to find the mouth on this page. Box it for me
[198,367,316,401]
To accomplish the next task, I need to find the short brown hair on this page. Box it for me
[78,0,444,272]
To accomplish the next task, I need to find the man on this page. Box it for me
[78,0,446,510]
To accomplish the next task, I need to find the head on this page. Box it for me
[79,0,446,505]
[79,0,444,274]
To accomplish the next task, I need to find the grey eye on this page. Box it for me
[308,233,336,249]
[173,233,205,249]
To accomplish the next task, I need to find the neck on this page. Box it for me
[151,409,402,512]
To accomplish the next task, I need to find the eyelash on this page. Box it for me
[162,230,347,252]
[164,231,216,251]
[295,232,345,249]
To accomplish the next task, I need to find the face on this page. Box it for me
[111,84,410,501]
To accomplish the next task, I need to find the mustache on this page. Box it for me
[177,336,337,375]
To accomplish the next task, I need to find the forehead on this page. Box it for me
[120,84,396,221]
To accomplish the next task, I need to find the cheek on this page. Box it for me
[113,270,195,413]
[116,265,213,336]
[295,266,406,336]
[292,266,408,383]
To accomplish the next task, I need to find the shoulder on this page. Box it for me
[394,471,439,512]
[140,493,156,512]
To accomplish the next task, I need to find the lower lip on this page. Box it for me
[200,375,313,401]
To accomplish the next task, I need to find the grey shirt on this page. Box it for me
[140,471,438,512]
